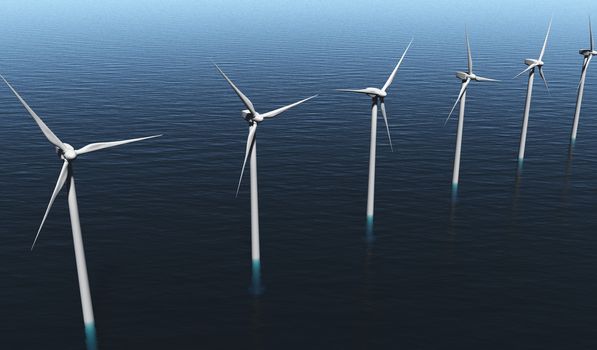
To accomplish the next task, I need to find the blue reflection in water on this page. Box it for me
[250,259,264,296]
[85,323,97,350]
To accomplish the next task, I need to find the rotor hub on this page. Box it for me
[365,87,386,98]
[241,109,262,124]
[580,49,592,56]
[60,143,77,161]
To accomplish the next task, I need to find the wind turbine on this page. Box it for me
[571,18,597,144]
[0,75,161,347]
[214,64,316,295]
[445,32,498,198]
[514,19,552,167]
[337,39,412,231]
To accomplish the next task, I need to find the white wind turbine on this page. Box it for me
[215,64,316,294]
[1,75,161,345]
[445,32,498,198]
[514,19,552,166]
[571,18,597,144]
[337,39,412,229]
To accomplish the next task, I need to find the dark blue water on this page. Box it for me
[1,1,597,349]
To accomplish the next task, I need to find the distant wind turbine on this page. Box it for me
[514,19,552,166]
[570,18,597,144]
[0,75,161,347]
[445,32,498,198]
[215,64,316,295]
[337,39,412,230]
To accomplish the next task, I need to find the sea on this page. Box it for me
[0,1,596,349]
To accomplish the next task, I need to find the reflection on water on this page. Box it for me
[250,298,264,350]
[85,324,97,350]
[513,160,523,212]
[562,143,574,203]
[250,260,264,296]
[365,216,374,243]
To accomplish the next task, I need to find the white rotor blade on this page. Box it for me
[538,67,550,94]
[590,17,594,51]
[261,95,318,119]
[379,100,393,152]
[381,38,413,92]
[538,19,552,62]
[444,79,470,126]
[236,123,257,198]
[214,64,258,116]
[578,56,592,91]
[466,31,473,74]
[336,89,374,95]
[0,74,67,152]
[31,160,69,250]
[475,76,499,82]
[514,64,537,79]
[75,134,162,155]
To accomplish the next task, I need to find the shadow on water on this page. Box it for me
[359,243,375,349]
[561,143,574,204]
[513,159,523,215]
[250,298,264,350]
[449,183,458,232]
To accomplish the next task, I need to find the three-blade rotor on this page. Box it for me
[579,18,596,87]
[514,19,552,93]
[0,75,161,249]
[214,64,316,197]
[445,32,498,125]
[336,39,413,151]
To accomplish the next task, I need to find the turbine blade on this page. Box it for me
[444,79,470,126]
[590,17,594,51]
[336,89,374,95]
[381,38,413,92]
[214,64,258,116]
[475,76,500,82]
[466,31,473,74]
[538,19,552,62]
[538,67,550,94]
[379,100,393,152]
[577,56,591,93]
[583,55,591,71]
[236,123,257,198]
[513,64,536,79]
[260,95,317,119]
[0,74,67,152]
[75,135,162,155]
[31,160,69,250]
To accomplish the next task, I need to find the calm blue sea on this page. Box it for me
[1,1,596,349]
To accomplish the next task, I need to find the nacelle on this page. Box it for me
[579,49,592,56]
[456,71,469,80]
[241,109,252,121]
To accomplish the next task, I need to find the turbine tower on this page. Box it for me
[571,18,597,144]
[215,64,316,295]
[514,19,552,167]
[445,31,498,199]
[337,39,412,233]
[0,75,161,348]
